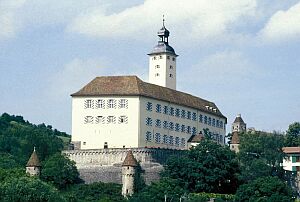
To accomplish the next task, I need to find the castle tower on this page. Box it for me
[148,17,178,90]
[230,131,240,153]
[122,150,138,197]
[232,114,246,133]
[26,147,41,176]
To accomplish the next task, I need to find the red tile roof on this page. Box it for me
[122,150,138,167]
[282,147,300,154]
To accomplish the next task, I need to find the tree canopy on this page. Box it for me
[285,122,300,147]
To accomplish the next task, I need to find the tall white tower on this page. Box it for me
[122,150,138,197]
[148,18,178,90]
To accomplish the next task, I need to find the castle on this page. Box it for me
[65,20,227,194]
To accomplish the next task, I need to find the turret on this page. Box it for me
[148,17,178,90]
[26,147,41,176]
[122,150,138,197]
[232,114,246,132]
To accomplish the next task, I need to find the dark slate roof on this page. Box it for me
[71,76,227,121]
[149,42,177,56]
[231,131,240,144]
[26,149,41,167]
[233,115,245,123]
[122,150,138,167]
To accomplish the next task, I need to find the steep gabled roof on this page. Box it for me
[122,150,138,167]
[233,114,245,124]
[71,76,226,121]
[26,149,41,167]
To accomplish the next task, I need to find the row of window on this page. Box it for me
[146,102,224,129]
[84,99,128,109]
[155,65,174,69]
[152,55,176,61]
[146,118,197,135]
[145,131,185,147]
[155,73,173,78]
[84,116,128,124]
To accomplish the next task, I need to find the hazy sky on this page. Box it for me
[1,0,300,134]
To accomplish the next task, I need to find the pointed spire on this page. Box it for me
[162,15,165,27]
[122,150,138,167]
[26,147,41,167]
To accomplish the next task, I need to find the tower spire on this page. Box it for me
[162,15,165,27]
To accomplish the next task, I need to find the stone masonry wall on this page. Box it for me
[63,148,184,184]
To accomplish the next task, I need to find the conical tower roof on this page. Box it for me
[26,147,41,167]
[233,114,245,123]
[122,150,138,167]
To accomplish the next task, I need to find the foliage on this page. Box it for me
[188,193,235,202]
[285,122,300,147]
[0,167,26,182]
[0,176,66,202]
[163,139,239,194]
[238,131,285,182]
[41,153,80,189]
[129,177,185,202]
[0,152,20,169]
[235,176,294,202]
[0,113,67,166]
[62,182,124,202]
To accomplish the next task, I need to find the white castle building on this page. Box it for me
[71,21,227,150]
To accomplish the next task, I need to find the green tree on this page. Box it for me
[0,177,66,202]
[235,176,294,202]
[163,139,239,194]
[238,131,285,183]
[41,153,80,189]
[285,122,300,146]
[63,182,124,202]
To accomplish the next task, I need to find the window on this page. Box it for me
[95,116,105,124]
[181,110,186,118]
[84,116,93,124]
[155,65,160,68]
[175,137,180,146]
[169,136,174,145]
[119,99,128,109]
[107,99,116,109]
[169,74,173,78]
[169,122,174,131]
[181,125,185,133]
[146,117,152,126]
[181,138,186,147]
[153,56,157,60]
[175,123,180,132]
[159,55,163,59]
[216,120,219,127]
[192,127,197,135]
[172,57,175,61]
[155,133,161,143]
[199,114,203,123]
[146,102,152,111]
[84,99,94,109]
[107,116,116,124]
[145,131,152,142]
[204,116,207,124]
[175,108,180,117]
[155,119,161,128]
[156,104,162,113]
[208,117,211,125]
[169,107,174,116]
[83,142,86,145]
[119,116,128,124]
[155,73,160,77]
[192,112,197,121]
[167,56,170,60]
[170,65,173,69]
[187,126,191,134]
[163,121,168,129]
[163,135,168,144]
[187,111,191,120]
[220,135,223,144]
[212,118,216,127]
[96,99,105,109]
[163,106,168,114]
[220,121,223,128]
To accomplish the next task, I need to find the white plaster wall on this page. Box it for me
[282,155,300,171]
[72,96,139,149]
[149,54,176,90]
[139,97,226,149]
